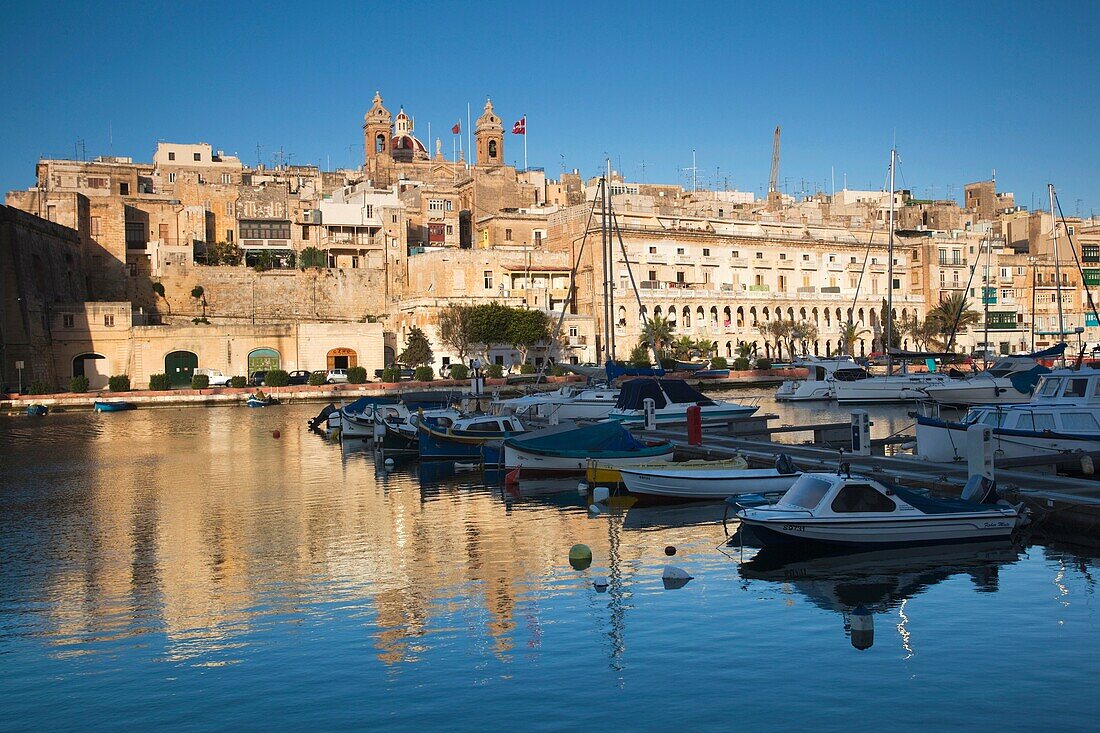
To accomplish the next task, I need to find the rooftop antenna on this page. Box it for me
[255,143,263,167]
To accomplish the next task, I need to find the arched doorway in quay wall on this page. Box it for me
[164,350,198,387]
[327,348,358,370]
[248,348,280,374]
[72,353,109,390]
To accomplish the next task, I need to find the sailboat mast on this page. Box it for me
[607,158,616,360]
[886,148,895,373]
[982,235,991,370]
[1049,183,1065,344]
[599,176,609,363]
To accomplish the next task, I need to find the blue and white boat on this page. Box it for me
[503,420,675,476]
[26,404,48,416]
[418,413,527,462]
[919,345,1062,407]
[736,471,1022,550]
[916,366,1100,464]
[606,379,757,426]
[94,400,137,412]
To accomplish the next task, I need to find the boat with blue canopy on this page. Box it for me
[503,420,674,476]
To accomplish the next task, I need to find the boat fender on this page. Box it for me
[850,605,874,651]
[577,481,589,495]
[588,504,601,515]
[384,457,395,469]
[775,453,797,475]
[593,576,609,592]
[1082,455,1095,475]
[592,486,610,504]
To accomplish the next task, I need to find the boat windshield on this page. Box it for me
[782,475,833,510]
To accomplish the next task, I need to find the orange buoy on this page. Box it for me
[273,430,281,439]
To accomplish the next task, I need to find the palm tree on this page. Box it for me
[901,314,944,352]
[642,314,675,356]
[928,292,980,351]
[838,322,871,356]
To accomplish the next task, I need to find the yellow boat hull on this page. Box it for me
[585,456,748,486]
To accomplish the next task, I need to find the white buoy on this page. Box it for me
[384,457,395,468]
[593,576,609,592]
[850,604,874,650]
[592,486,610,504]
[577,481,589,495]
[662,565,693,589]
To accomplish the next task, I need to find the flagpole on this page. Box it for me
[523,115,528,172]
[467,103,472,169]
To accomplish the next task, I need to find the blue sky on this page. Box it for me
[3,1,1098,213]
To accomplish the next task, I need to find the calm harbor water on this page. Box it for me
[2,393,1098,731]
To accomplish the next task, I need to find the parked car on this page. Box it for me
[248,371,268,387]
[193,368,232,387]
[287,370,312,385]
[325,368,349,384]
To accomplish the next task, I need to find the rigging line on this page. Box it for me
[1053,190,1100,345]
[847,162,892,322]
[535,194,601,382]
[611,201,663,371]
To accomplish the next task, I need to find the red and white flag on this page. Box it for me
[451,121,461,134]
[512,117,526,135]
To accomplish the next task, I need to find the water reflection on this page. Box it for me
[739,542,1023,650]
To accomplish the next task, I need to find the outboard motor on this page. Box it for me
[309,402,337,430]
[775,453,797,476]
[961,474,998,505]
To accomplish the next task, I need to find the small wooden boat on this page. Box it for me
[93,400,136,412]
[736,471,1023,551]
[26,404,48,416]
[246,394,279,408]
[504,421,674,476]
[618,462,801,500]
[418,414,527,461]
[586,456,748,486]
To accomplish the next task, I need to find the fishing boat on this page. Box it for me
[378,405,463,455]
[736,471,1022,550]
[618,459,801,500]
[93,400,137,412]
[673,359,709,373]
[916,366,1100,464]
[246,394,278,408]
[693,368,730,379]
[26,404,48,416]
[418,413,527,462]
[919,346,1060,407]
[775,356,866,402]
[606,379,757,426]
[503,420,674,476]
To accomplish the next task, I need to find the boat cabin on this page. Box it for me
[439,415,524,433]
[776,472,999,517]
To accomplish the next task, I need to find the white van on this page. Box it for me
[193,367,232,386]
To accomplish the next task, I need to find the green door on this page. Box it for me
[165,351,198,387]
[247,348,280,374]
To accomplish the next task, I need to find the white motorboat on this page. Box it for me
[916,366,1100,464]
[775,356,867,402]
[491,384,620,421]
[619,463,800,500]
[833,367,951,404]
[736,471,1022,550]
[606,379,757,426]
[919,348,1061,407]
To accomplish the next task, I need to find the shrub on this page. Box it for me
[448,363,469,380]
[733,357,751,371]
[308,371,326,386]
[414,366,434,382]
[710,356,728,370]
[659,356,677,370]
[27,380,50,395]
[519,363,536,374]
[230,375,247,388]
[108,375,131,392]
[190,373,210,389]
[69,375,90,393]
[347,366,367,384]
[149,373,172,391]
[265,369,289,387]
[549,364,568,377]
[381,367,401,382]
[487,363,504,379]
[754,358,772,371]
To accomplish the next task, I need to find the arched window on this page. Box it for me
[248,348,280,374]
[375,133,386,154]
[488,140,498,158]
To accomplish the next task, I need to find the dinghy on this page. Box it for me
[94,400,137,412]
[736,471,1022,550]
[619,459,801,500]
